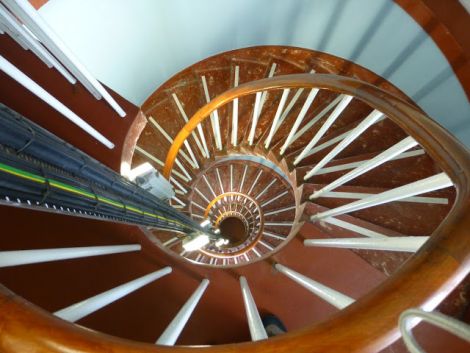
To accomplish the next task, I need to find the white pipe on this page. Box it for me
[299,109,383,169]
[399,309,470,353]
[0,244,141,268]
[280,88,319,155]
[247,170,263,196]
[3,0,126,117]
[298,95,353,168]
[0,55,114,148]
[304,236,429,252]
[55,267,172,322]
[275,263,354,309]
[0,3,75,83]
[239,276,268,341]
[310,173,452,221]
[156,279,210,345]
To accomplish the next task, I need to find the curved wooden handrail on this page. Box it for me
[1,74,470,352]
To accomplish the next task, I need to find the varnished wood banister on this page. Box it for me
[1,74,470,352]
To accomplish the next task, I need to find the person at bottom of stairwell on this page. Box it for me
[262,314,287,337]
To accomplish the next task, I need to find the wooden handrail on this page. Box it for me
[1,74,470,352]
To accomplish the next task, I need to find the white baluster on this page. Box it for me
[0,244,141,268]
[239,276,268,341]
[156,279,210,346]
[3,0,126,117]
[55,267,172,322]
[201,75,222,150]
[311,173,452,221]
[311,136,418,196]
[304,236,429,252]
[172,93,207,158]
[297,95,353,167]
[0,55,114,149]
[232,65,240,146]
[298,109,383,168]
[264,88,290,149]
[0,4,75,83]
[275,264,354,309]
[280,88,320,155]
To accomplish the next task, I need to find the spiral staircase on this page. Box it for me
[1,2,470,353]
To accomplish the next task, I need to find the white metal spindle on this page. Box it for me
[275,264,354,309]
[55,267,172,322]
[248,63,276,145]
[248,91,262,146]
[247,170,263,196]
[318,191,447,205]
[261,190,288,208]
[172,93,207,158]
[0,55,114,148]
[216,168,224,194]
[304,236,429,252]
[3,0,126,117]
[195,187,210,204]
[311,136,418,197]
[201,75,222,150]
[256,179,276,200]
[311,173,452,221]
[264,88,290,149]
[298,109,384,169]
[0,244,141,268]
[0,4,75,83]
[280,88,320,155]
[297,95,353,167]
[264,205,296,216]
[156,279,209,346]
[203,175,217,199]
[290,95,344,144]
[232,65,240,146]
[135,146,189,182]
[314,149,425,176]
[239,276,268,341]
[322,217,387,238]
[148,117,198,169]
[170,177,187,194]
[239,165,248,193]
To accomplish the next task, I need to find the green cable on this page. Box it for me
[0,161,189,229]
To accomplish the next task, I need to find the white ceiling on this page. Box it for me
[40,0,470,146]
